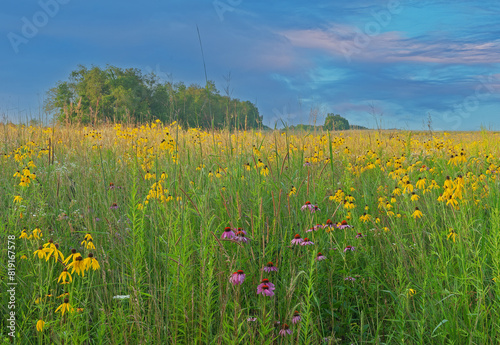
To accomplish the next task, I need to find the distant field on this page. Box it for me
[1,123,500,344]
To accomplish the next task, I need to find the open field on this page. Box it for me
[1,123,500,344]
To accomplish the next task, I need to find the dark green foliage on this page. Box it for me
[324,113,350,131]
[45,65,263,129]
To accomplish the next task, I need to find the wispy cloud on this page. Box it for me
[281,24,500,64]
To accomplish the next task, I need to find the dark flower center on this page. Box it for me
[294,234,301,239]
[266,262,274,267]
[237,270,244,274]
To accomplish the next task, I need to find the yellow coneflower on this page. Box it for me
[36,319,45,332]
[33,246,45,259]
[32,227,42,239]
[83,233,93,242]
[412,207,423,219]
[82,239,96,250]
[63,249,80,265]
[58,268,72,284]
[447,229,457,242]
[83,253,100,271]
[288,186,296,197]
[359,213,371,223]
[55,298,72,316]
[407,289,417,297]
[416,177,426,190]
[67,255,85,276]
[410,192,420,202]
[42,240,64,261]
[260,166,269,176]
[19,229,30,239]
[13,195,23,204]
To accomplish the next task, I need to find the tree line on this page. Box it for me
[44,65,263,129]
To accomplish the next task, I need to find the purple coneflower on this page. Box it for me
[247,317,257,322]
[291,234,304,245]
[229,270,245,285]
[221,226,235,239]
[292,311,301,324]
[279,323,292,336]
[263,261,278,272]
[303,161,311,166]
[300,237,314,246]
[257,284,274,296]
[235,231,248,243]
[344,245,355,252]
[236,227,247,235]
[301,201,320,213]
[301,201,313,211]
[110,203,118,210]
[316,252,326,261]
[355,233,364,238]
[344,276,356,281]
[338,220,352,229]
[257,278,275,290]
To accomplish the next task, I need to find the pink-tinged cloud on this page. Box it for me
[281,24,500,64]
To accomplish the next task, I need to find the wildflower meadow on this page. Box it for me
[1,122,500,344]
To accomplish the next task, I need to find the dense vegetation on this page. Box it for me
[2,123,500,344]
[44,65,263,129]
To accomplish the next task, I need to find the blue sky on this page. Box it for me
[1,0,500,130]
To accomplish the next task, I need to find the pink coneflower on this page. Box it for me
[257,284,274,296]
[236,227,247,235]
[257,278,275,290]
[338,220,352,229]
[291,234,304,245]
[344,245,355,252]
[301,201,320,213]
[279,323,292,336]
[344,276,356,281]
[221,227,235,239]
[301,201,313,211]
[300,237,314,246]
[316,252,326,261]
[229,270,245,285]
[325,219,335,228]
[235,231,248,243]
[108,182,122,190]
[247,317,257,322]
[263,261,278,272]
[303,161,311,166]
[292,310,301,324]
[355,233,364,238]
[110,203,118,210]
